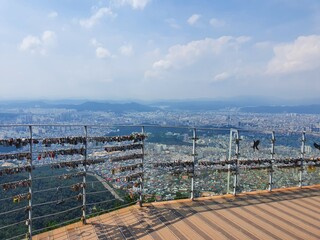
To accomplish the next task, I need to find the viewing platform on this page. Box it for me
[0,124,320,239]
[34,185,320,240]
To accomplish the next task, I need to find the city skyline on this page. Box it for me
[0,0,320,100]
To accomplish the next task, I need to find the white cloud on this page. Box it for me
[119,44,133,56]
[19,31,56,54]
[213,72,230,82]
[146,36,250,79]
[112,0,151,10]
[90,39,113,58]
[91,38,102,47]
[48,11,58,18]
[267,35,320,74]
[153,60,171,69]
[209,18,225,28]
[19,35,41,52]
[187,14,201,25]
[80,7,116,28]
[41,31,56,46]
[96,47,111,58]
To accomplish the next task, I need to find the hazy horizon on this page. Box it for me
[1,95,320,107]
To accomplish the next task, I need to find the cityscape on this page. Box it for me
[1,101,320,201]
[0,104,320,239]
[1,0,320,239]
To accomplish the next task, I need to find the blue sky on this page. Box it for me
[0,0,320,101]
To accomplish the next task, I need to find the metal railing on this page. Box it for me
[0,124,319,240]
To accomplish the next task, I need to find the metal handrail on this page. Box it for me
[0,124,319,240]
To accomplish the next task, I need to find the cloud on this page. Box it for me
[209,18,225,28]
[91,38,102,47]
[119,44,133,56]
[80,7,116,28]
[112,0,151,10]
[42,31,56,46]
[187,14,201,25]
[48,11,58,18]
[90,39,113,58]
[96,47,111,58]
[19,31,56,54]
[267,35,320,74]
[146,36,250,78]
[213,72,230,82]
[19,36,41,52]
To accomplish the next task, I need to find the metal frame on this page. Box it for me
[28,126,33,240]
[82,126,88,224]
[227,129,240,194]
[191,128,197,200]
[269,131,276,192]
[233,130,240,196]
[139,126,145,207]
[0,124,319,239]
[299,132,306,188]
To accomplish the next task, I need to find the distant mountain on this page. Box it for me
[150,97,284,111]
[150,100,320,114]
[2,99,320,114]
[0,101,158,113]
[66,102,157,113]
[151,100,236,111]
[240,105,320,114]
[0,101,49,109]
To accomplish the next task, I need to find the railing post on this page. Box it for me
[233,130,240,196]
[139,126,145,207]
[27,125,33,240]
[299,132,306,188]
[82,126,88,224]
[269,131,275,192]
[227,129,233,194]
[191,128,197,200]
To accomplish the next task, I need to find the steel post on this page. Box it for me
[82,126,88,224]
[139,126,145,207]
[299,132,306,188]
[269,131,275,192]
[227,129,233,194]
[27,126,33,240]
[233,130,240,196]
[191,128,197,200]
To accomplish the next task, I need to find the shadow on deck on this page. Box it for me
[34,185,320,240]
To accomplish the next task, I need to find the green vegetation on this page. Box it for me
[0,166,130,239]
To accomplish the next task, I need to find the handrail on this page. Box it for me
[0,206,26,216]
[0,220,26,231]
[0,124,319,240]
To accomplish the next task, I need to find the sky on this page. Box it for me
[0,0,320,101]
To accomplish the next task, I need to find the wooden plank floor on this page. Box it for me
[34,185,320,240]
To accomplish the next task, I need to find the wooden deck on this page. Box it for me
[34,185,320,240]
